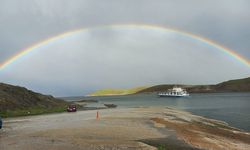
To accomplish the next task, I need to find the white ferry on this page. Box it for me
[158,87,189,97]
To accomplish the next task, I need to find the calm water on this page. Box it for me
[63,93,250,132]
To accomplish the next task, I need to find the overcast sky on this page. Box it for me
[0,0,250,96]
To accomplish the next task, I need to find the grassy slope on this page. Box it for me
[89,87,148,96]
[215,77,250,92]
[0,83,70,118]
[137,77,250,93]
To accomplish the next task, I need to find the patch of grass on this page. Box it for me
[157,145,167,150]
[0,105,67,118]
[89,86,148,96]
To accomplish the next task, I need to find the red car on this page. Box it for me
[67,105,77,112]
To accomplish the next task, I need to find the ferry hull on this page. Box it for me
[158,94,189,97]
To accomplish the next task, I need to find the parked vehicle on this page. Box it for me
[0,116,2,129]
[67,105,77,112]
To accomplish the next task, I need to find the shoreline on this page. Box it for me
[85,91,250,97]
[1,107,250,150]
[150,107,250,150]
[75,92,250,133]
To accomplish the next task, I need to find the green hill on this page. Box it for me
[214,77,250,92]
[88,87,148,96]
[0,83,69,117]
[136,77,250,93]
[89,77,250,96]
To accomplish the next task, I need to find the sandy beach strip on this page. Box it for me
[0,107,249,150]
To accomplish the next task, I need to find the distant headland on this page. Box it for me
[88,86,148,96]
[89,77,250,96]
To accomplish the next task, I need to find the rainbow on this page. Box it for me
[0,24,249,70]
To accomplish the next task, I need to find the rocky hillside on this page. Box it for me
[137,77,250,93]
[0,83,69,117]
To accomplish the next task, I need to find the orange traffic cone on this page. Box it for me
[96,111,99,120]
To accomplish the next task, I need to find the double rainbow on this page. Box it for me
[0,24,249,70]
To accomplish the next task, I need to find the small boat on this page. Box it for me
[158,87,189,97]
[104,104,117,108]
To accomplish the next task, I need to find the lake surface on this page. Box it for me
[63,93,250,132]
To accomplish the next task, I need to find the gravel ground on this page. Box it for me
[1,107,248,150]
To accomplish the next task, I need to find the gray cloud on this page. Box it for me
[0,0,249,96]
